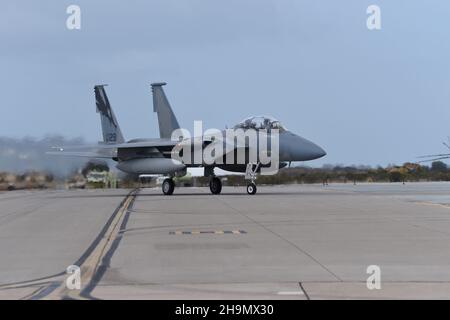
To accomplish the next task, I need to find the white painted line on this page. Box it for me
[277,291,304,295]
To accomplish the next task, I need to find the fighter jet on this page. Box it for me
[49,83,326,195]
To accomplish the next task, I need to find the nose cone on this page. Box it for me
[307,141,327,160]
[280,132,326,161]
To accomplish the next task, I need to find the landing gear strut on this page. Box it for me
[162,178,175,195]
[245,163,260,195]
[209,177,222,195]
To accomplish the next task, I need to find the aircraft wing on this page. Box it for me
[47,139,178,159]
[97,139,178,149]
[417,152,450,163]
[46,151,115,159]
[417,153,450,159]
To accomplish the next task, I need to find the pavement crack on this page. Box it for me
[217,198,343,282]
[299,282,311,300]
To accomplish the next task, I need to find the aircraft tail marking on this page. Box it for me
[94,85,125,144]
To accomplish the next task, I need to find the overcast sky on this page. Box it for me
[1,0,450,167]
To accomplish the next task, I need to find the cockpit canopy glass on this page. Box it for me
[233,116,287,131]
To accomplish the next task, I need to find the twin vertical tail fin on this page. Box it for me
[93,83,178,143]
[94,85,125,144]
[151,82,180,139]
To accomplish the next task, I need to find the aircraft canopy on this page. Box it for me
[233,116,286,131]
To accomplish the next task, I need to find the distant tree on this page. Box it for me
[389,171,403,183]
[431,161,447,172]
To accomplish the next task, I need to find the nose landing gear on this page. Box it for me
[246,182,257,195]
[245,162,260,195]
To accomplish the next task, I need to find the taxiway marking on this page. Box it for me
[43,190,137,300]
[169,230,247,235]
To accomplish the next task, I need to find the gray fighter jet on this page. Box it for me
[49,83,326,195]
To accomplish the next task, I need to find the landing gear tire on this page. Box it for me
[209,177,222,195]
[162,178,175,195]
[247,182,257,195]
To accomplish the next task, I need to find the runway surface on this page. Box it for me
[2,182,450,299]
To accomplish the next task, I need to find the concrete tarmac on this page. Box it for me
[2,183,450,299]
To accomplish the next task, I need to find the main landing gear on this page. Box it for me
[162,163,261,195]
[162,178,175,195]
[209,177,222,195]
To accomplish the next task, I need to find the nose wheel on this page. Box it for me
[209,177,222,195]
[162,178,175,195]
[245,163,260,195]
[246,182,257,195]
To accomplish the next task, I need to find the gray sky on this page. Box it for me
[1,0,450,167]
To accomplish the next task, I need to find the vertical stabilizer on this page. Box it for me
[151,82,180,139]
[94,85,125,144]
